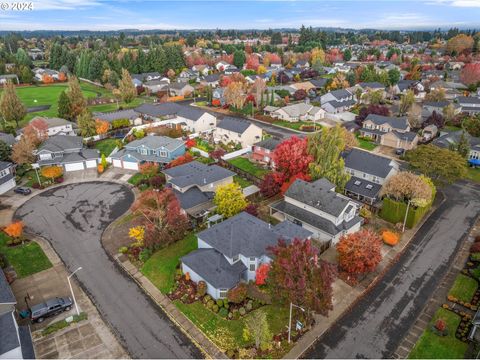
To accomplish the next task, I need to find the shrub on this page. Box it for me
[216,299,224,308]
[149,175,165,189]
[197,281,207,297]
[227,283,247,304]
[118,246,128,254]
[97,164,104,173]
[212,304,219,313]
[207,300,215,309]
[228,312,233,319]
[382,230,400,246]
[55,177,64,183]
[246,301,253,311]
[247,283,272,304]
[239,307,246,316]
[224,301,229,310]
[471,243,480,253]
[435,318,446,331]
[4,221,24,238]
[139,248,152,262]
[219,307,228,318]
[203,295,212,304]
[471,253,480,262]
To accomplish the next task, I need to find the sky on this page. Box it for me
[0,0,479,31]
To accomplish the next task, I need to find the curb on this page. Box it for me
[284,191,447,359]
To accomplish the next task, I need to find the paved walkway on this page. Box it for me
[12,236,127,359]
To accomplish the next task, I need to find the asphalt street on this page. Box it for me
[16,182,202,359]
[303,181,480,359]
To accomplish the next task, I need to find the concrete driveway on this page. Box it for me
[303,182,480,359]
[15,182,202,359]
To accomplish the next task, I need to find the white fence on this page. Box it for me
[190,147,210,158]
[221,146,252,161]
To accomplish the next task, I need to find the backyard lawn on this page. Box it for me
[0,232,52,278]
[234,175,253,188]
[228,157,269,179]
[467,168,480,184]
[356,134,377,151]
[141,233,197,294]
[94,138,118,157]
[409,308,467,359]
[87,97,145,113]
[448,274,478,302]
[273,120,321,132]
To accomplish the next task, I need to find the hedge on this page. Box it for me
[379,197,431,229]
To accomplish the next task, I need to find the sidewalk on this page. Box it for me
[283,192,446,359]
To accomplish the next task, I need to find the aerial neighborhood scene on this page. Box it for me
[2,0,480,359]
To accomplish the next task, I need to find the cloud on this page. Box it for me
[32,0,102,10]
[425,0,480,6]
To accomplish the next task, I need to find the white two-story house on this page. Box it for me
[0,161,16,195]
[215,117,262,148]
[181,212,312,299]
[29,117,76,137]
[270,178,362,247]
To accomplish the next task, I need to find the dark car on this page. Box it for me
[30,297,73,323]
[14,187,32,196]
[395,148,405,156]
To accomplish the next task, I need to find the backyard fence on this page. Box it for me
[220,146,252,161]
[218,159,263,187]
[190,147,210,158]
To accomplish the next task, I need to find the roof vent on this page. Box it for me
[354,180,361,186]
[366,184,373,190]
[203,178,207,184]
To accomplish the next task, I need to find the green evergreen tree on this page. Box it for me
[57,90,71,120]
[0,81,26,128]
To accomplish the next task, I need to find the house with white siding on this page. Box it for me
[215,117,262,147]
[0,162,16,195]
[181,212,311,299]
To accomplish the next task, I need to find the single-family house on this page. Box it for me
[422,124,439,141]
[168,82,195,97]
[294,60,310,68]
[143,79,170,94]
[357,82,386,95]
[0,74,19,85]
[251,137,280,167]
[319,89,355,113]
[93,109,142,126]
[0,132,15,146]
[131,72,163,87]
[200,74,220,88]
[457,96,480,115]
[433,130,480,167]
[270,178,362,245]
[321,99,356,114]
[178,69,198,82]
[192,65,211,76]
[110,135,185,171]
[215,61,232,72]
[343,148,399,205]
[0,161,16,195]
[309,78,329,91]
[291,81,316,93]
[360,114,419,150]
[422,101,461,118]
[393,80,424,95]
[34,136,100,172]
[33,68,61,82]
[163,161,235,218]
[270,103,325,122]
[29,117,76,137]
[181,212,311,299]
[215,117,262,147]
[0,270,35,359]
[135,103,217,133]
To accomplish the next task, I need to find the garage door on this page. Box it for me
[0,178,15,195]
[85,160,97,168]
[112,159,122,168]
[123,161,139,171]
[65,162,85,172]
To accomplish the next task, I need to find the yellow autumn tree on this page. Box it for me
[41,166,63,180]
[311,47,326,65]
[128,225,145,247]
[213,183,247,219]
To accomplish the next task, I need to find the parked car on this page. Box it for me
[395,148,405,156]
[30,297,73,323]
[14,187,32,195]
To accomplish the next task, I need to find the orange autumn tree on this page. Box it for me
[382,230,400,246]
[4,221,24,238]
[166,153,194,169]
[337,229,382,276]
[41,166,63,180]
[95,119,109,135]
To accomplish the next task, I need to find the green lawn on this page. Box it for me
[449,274,478,303]
[87,97,145,113]
[228,157,270,179]
[174,300,290,349]
[127,173,145,186]
[356,134,378,151]
[94,138,118,157]
[0,232,52,278]
[467,168,480,184]
[273,120,321,132]
[444,125,462,132]
[234,175,253,189]
[409,308,467,359]
[141,233,198,294]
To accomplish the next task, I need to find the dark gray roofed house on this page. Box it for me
[433,130,480,166]
[365,114,409,131]
[217,117,251,134]
[181,212,310,299]
[0,132,15,146]
[93,109,141,124]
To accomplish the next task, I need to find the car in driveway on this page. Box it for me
[30,296,73,323]
[14,187,32,195]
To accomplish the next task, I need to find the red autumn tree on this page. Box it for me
[460,63,480,86]
[293,89,308,101]
[246,54,260,71]
[4,221,24,238]
[139,162,159,178]
[166,153,194,168]
[185,138,196,149]
[28,117,49,140]
[209,148,226,160]
[336,229,382,276]
[280,172,311,194]
[256,263,270,285]
[267,238,337,315]
[244,203,258,217]
[272,136,313,180]
[220,75,232,88]
[130,188,189,249]
[259,172,283,198]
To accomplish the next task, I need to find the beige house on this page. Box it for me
[360,114,419,150]
[215,117,262,147]
[271,103,325,122]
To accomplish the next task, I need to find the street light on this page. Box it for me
[67,267,82,316]
[288,302,305,343]
[402,199,411,233]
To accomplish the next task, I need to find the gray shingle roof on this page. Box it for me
[0,312,19,356]
[110,149,170,164]
[343,148,396,178]
[217,117,251,134]
[434,130,480,150]
[254,138,280,151]
[31,116,73,128]
[359,82,385,89]
[365,114,409,131]
[391,130,418,142]
[163,161,234,188]
[125,135,184,152]
[0,161,13,172]
[325,99,356,109]
[38,135,83,153]
[0,132,15,146]
[329,89,352,100]
[0,269,15,304]
[93,109,140,122]
[309,78,328,88]
[173,187,212,210]
[181,248,247,289]
[197,212,307,258]
[272,221,312,239]
[457,96,480,105]
[135,103,210,122]
[37,149,99,166]
[18,326,35,359]
[345,176,382,200]
[285,179,349,217]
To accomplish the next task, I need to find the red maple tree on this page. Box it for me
[272,136,313,180]
[460,63,480,86]
[255,263,270,285]
[166,153,194,169]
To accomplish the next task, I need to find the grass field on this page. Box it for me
[94,138,118,157]
[273,120,321,132]
[228,157,270,179]
[234,175,253,188]
[0,232,52,278]
[448,274,478,302]
[467,168,480,184]
[141,233,198,294]
[356,134,378,151]
[409,308,467,359]
[88,97,145,113]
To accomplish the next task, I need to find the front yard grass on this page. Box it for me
[141,233,197,294]
[234,175,253,188]
[127,173,144,186]
[228,157,269,179]
[467,168,480,184]
[356,134,378,151]
[273,120,321,131]
[94,138,118,157]
[409,308,467,359]
[448,274,478,303]
[0,232,52,278]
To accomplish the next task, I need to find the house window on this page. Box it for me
[0,169,7,177]
[250,263,256,271]
[159,150,167,157]
[219,289,228,298]
[372,176,379,183]
[140,148,148,155]
[362,173,367,179]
